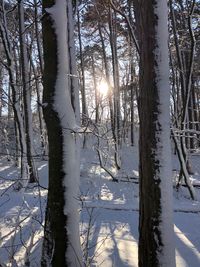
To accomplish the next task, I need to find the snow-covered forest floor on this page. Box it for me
[0,134,200,267]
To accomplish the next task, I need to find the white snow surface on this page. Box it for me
[0,132,200,266]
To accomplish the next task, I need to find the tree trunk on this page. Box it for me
[98,21,114,132]
[30,58,47,156]
[18,0,36,183]
[34,0,44,74]
[0,4,28,185]
[135,0,176,266]
[77,8,87,125]
[91,54,99,123]
[41,0,82,265]
[67,0,81,123]
[108,7,121,146]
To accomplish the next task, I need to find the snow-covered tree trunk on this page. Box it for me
[42,0,82,266]
[67,0,80,123]
[135,0,176,266]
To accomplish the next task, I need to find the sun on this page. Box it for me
[98,80,109,96]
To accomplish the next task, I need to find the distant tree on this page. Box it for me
[0,1,28,183]
[77,6,88,125]
[134,0,176,266]
[18,0,37,183]
[169,0,198,198]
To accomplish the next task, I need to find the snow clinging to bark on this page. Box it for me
[45,0,82,265]
[153,0,176,266]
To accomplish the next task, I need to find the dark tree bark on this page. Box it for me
[41,0,82,266]
[134,0,176,266]
[108,6,121,146]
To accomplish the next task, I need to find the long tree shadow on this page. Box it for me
[81,207,139,266]
[174,213,200,267]
[174,212,200,252]
[0,207,44,266]
[0,161,47,266]
[81,204,200,267]
[106,220,138,267]
[175,229,200,266]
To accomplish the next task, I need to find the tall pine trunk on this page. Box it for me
[42,0,82,266]
[135,0,176,266]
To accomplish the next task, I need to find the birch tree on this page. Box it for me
[41,0,82,266]
[134,0,176,266]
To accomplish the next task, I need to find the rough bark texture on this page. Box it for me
[42,1,82,266]
[138,2,162,261]
[135,0,175,266]
[41,0,68,265]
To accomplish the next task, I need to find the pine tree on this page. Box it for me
[134,0,176,265]
[41,0,82,265]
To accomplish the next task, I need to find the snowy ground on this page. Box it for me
[0,137,200,266]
